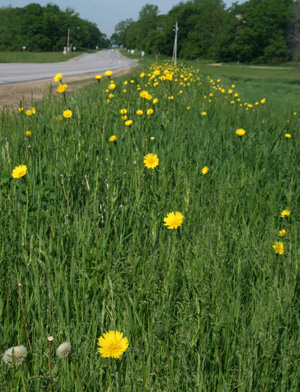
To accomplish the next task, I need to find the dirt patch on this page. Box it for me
[0,66,136,112]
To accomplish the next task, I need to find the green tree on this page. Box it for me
[0,3,108,52]
[232,0,293,63]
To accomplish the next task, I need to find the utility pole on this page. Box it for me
[67,28,70,55]
[172,22,178,66]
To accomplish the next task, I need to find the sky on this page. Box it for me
[0,0,245,38]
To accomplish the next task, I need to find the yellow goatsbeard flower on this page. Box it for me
[278,229,288,237]
[53,73,62,82]
[63,110,72,118]
[12,165,27,179]
[272,242,284,255]
[236,128,246,137]
[280,210,290,218]
[144,153,159,169]
[57,84,67,93]
[97,331,129,359]
[202,166,209,175]
[163,211,184,229]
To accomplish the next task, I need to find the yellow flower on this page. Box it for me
[280,210,290,218]
[260,98,266,104]
[140,90,149,99]
[136,110,143,115]
[130,80,134,84]
[285,133,291,138]
[109,135,117,143]
[53,73,62,82]
[57,84,67,93]
[165,74,173,81]
[63,110,72,118]
[120,109,127,115]
[236,128,246,137]
[95,75,102,81]
[140,72,145,78]
[108,94,114,99]
[147,109,154,115]
[122,115,128,121]
[144,153,159,169]
[187,107,190,110]
[293,112,297,116]
[124,81,128,85]
[32,107,36,114]
[108,84,116,90]
[153,98,158,104]
[56,115,62,121]
[19,107,24,112]
[97,331,129,359]
[231,84,235,88]
[163,211,184,230]
[168,96,174,100]
[26,131,31,137]
[272,242,284,255]
[202,166,209,175]
[201,112,207,116]
[123,89,127,93]
[26,110,32,116]
[105,70,112,78]
[125,120,133,127]
[12,165,27,179]
[279,229,288,237]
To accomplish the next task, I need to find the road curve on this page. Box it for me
[0,50,137,85]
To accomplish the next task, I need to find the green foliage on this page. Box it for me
[0,3,109,52]
[113,0,297,65]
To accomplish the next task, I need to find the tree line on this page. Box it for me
[0,3,109,52]
[111,0,300,64]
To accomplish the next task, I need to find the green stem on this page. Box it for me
[71,358,84,391]
[239,138,245,188]
[20,367,27,392]
[163,341,174,392]
[48,342,52,392]
[106,361,112,391]
[142,361,147,392]
[117,360,121,392]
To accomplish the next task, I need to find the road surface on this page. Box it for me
[0,50,137,85]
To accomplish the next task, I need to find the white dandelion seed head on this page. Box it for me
[2,345,27,366]
[56,342,72,359]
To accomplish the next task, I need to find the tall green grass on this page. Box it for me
[0,62,300,391]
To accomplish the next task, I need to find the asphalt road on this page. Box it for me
[0,50,137,85]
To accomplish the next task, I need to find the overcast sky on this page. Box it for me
[0,0,245,38]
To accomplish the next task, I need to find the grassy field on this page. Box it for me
[124,50,300,112]
[0,59,300,391]
[0,51,91,63]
